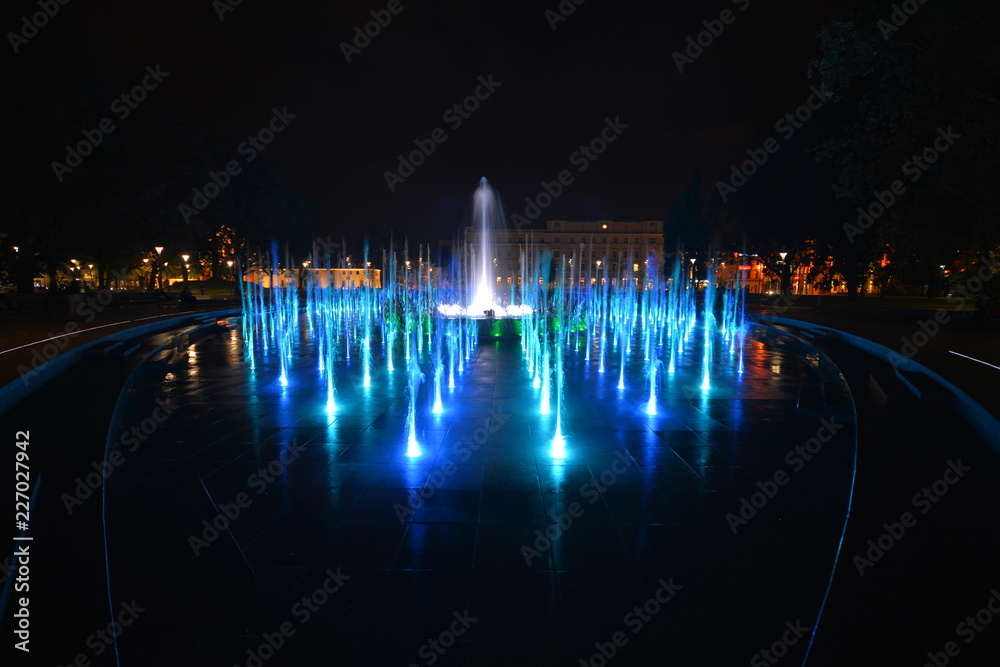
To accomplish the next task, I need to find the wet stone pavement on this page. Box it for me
[103,324,855,665]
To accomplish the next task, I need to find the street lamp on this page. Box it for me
[154,246,164,290]
[226,260,235,295]
[181,254,190,285]
[777,252,789,295]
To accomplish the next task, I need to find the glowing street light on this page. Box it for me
[154,246,164,290]
[181,254,190,284]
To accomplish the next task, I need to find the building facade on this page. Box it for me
[453,219,664,289]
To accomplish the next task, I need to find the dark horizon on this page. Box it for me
[4,0,857,247]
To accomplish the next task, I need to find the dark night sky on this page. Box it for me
[6,0,859,244]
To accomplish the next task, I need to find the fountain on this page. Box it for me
[235,178,750,462]
[437,178,532,321]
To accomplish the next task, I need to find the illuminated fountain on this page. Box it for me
[437,178,532,318]
[237,178,751,464]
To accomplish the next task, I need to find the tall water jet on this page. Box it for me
[550,255,568,459]
[361,241,372,388]
[438,178,531,319]
[384,248,397,372]
[646,359,663,415]
[432,309,444,414]
[405,329,424,458]
[469,177,498,315]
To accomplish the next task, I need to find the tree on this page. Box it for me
[809,0,1000,290]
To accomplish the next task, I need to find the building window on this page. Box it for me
[554,237,560,243]
[570,237,575,244]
